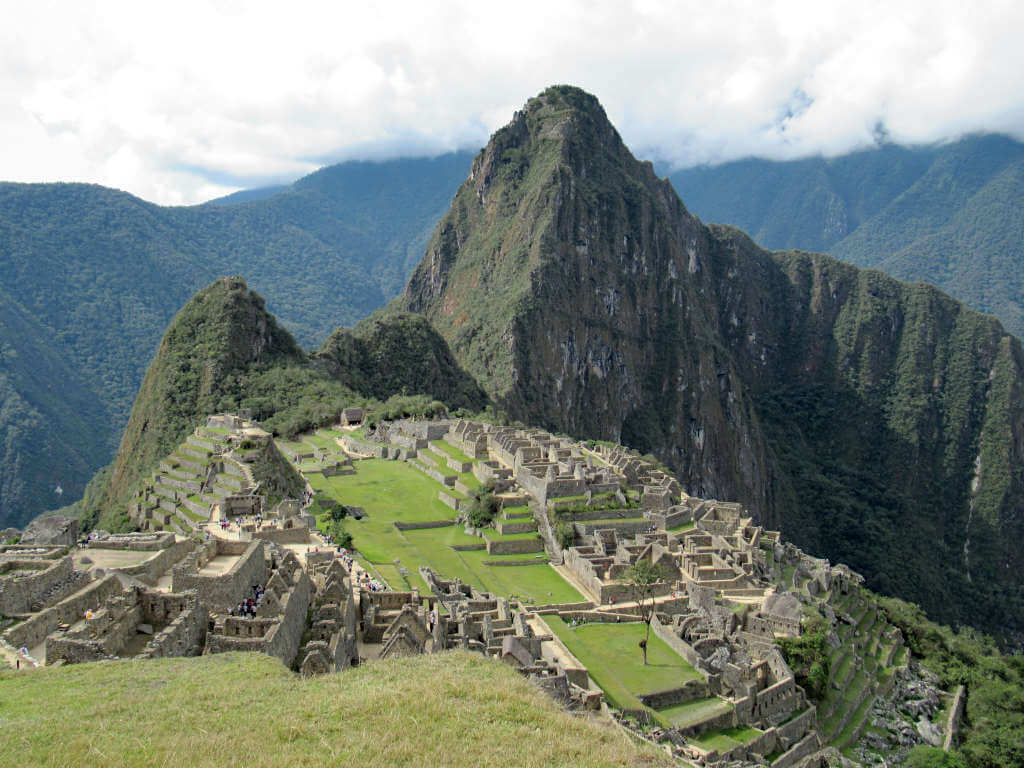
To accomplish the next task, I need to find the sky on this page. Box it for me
[3,0,1022,205]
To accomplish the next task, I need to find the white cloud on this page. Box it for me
[1,0,1022,204]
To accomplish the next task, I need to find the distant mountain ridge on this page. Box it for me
[667,133,1024,337]
[395,85,1024,642]
[0,152,473,527]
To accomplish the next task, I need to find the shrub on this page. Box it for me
[327,519,352,549]
[465,483,500,529]
[555,521,575,550]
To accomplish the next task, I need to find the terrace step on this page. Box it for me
[495,520,538,535]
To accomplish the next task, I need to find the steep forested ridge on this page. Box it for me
[0,152,472,527]
[397,86,1024,642]
[77,277,479,532]
[668,134,1024,338]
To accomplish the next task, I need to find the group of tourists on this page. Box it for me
[230,583,265,617]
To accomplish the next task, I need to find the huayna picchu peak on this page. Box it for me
[396,85,1024,646]
[3,85,1023,768]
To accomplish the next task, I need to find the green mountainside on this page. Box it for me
[73,276,480,532]
[0,152,472,527]
[667,134,1024,337]
[395,86,1024,643]
[0,287,116,525]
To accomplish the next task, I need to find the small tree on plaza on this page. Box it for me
[626,559,666,666]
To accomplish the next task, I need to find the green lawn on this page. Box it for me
[0,652,674,768]
[429,439,474,464]
[308,458,582,604]
[667,522,695,533]
[303,433,339,450]
[690,726,761,752]
[309,460,456,522]
[545,616,701,714]
[656,697,734,729]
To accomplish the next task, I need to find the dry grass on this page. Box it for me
[0,651,673,768]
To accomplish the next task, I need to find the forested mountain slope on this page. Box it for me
[0,152,472,527]
[668,134,1024,337]
[397,86,1024,642]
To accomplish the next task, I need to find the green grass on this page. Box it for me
[545,616,700,714]
[308,459,582,604]
[486,530,540,541]
[836,691,875,748]
[0,652,673,767]
[666,521,695,533]
[302,433,338,450]
[655,697,733,729]
[690,726,762,752]
[428,439,475,465]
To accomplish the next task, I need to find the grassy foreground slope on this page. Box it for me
[0,652,669,768]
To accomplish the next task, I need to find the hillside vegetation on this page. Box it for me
[668,134,1024,338]
[72,276,485,532]
[0,651,667,768]
[0,152,471,527]
[395,85,1024,643]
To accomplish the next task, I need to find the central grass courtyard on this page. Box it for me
[545,616,703,719]
[305,458,583,605]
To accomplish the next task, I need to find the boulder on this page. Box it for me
[0,527,20,543]
[21,515,78,546]
[916,717,944,747]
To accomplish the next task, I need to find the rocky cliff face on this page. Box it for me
[398,86,1024,641]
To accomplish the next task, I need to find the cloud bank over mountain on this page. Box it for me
[3,0,1022,204]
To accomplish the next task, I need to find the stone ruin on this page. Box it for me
[418,567,603,711]
[204,547,312,668]
[295,551,358,674]
[0,545,87,616]
[46,587,206,665]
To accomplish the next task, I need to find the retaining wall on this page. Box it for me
[2,573,123,651]
[486,537,545,555]
[116,539,197,585]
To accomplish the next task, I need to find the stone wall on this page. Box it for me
[775,706,817,747]
[115,539,196,585]
[253,527,310,545]
[438,491,463,511]
[650,613,705,670]
[393,520,454,531]
[574,520,652,538]
[2,573,122,651]
[636,679,709,709]
[485,538,544,555]
[172,540,267,612]
[88,532,176,551]
[138,591,208,659]
[771,732,821,768]
[0,556,76,615]
[205,567,312,667]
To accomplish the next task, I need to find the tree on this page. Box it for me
[626,559,666,665]
[327,519,352,549]
[328,503,349,523]
[465,482,501,529]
